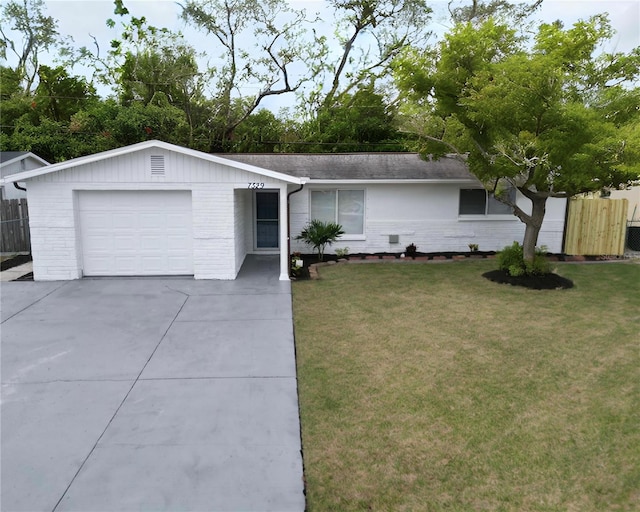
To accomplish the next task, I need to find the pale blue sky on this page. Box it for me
[41,0,638,53]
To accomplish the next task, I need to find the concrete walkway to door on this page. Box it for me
[1,255,305,512]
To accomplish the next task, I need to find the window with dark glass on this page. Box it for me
[459,188,515,215]
[256,191,279,248]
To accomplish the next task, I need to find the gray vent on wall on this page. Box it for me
[150,155,165,176]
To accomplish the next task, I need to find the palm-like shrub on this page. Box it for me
[296,220,344,261]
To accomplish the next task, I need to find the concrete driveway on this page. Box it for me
[1,256,305,512]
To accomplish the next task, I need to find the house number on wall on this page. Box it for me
[248,182,265,189]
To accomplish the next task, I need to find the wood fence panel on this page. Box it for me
[1,198,30,253]
[564,198,628,255]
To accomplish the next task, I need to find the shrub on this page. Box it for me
[296,220,345,261]
[405,243,418,256]
[497,242,551,277]
[526,248,552,275]
[335,247,349,258]
[290,252,304,277]
[497,241,523,273]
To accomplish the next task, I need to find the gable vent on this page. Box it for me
[150,155,165,176]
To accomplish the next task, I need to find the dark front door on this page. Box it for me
[255,191,279,249]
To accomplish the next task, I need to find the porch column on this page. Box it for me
[279,184,290,281]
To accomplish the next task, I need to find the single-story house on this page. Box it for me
[0,151,50,200]
[0,140,566,281]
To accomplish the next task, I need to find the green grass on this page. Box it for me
[292,261,640,511]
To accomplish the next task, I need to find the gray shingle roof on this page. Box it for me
[219,153,477,181]
[0,151,29,164]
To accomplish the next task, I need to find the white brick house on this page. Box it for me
[226,153,567,258]
[0,140,567,281]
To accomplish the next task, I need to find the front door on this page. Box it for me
[255,191,279,249]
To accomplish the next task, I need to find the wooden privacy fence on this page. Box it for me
[1,198,30,253]
[564,198,628,256]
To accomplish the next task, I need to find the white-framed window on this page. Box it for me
[459,188,514,215]
[310,189,365,235]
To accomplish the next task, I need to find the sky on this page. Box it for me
[2,0,639,107]
[38,0,639,52]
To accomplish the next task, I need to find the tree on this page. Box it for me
[395,15,640,263]
[35,65,98,122]
[181,0,319,144]
[303,84,404,152]
[117,42,203,106]
[447,0,542,24]
[0,66,31,138]
[311,0,432,111]
[1,66,102,161]
[117,42,207,147]
[71,95,190,149]
[0,0,64,93]
[230,109,287,153]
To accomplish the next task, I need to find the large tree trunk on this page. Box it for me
[522,194,547,263]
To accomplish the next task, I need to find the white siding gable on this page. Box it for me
[28,148,287,186]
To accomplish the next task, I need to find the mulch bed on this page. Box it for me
[482,269,574,290]
[1,254,32,271]
[298,251,495,266]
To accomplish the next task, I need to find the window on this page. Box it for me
[459,188,514,215]
[310,190,365,235]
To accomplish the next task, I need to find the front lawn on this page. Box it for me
[292,260,640,511]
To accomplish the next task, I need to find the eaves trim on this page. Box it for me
[305,178,482,185]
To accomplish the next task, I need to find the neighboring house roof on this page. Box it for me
[0,151,29,164]
[221,152,478,183]
[0,140,306,185]
[0,151,50,173]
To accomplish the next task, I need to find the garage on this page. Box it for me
[78,190,193,276]
[1,141,301,280]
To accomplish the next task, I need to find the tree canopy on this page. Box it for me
[394,14,640,261]
[0,0,64,93]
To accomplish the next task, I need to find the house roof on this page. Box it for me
[220,152,478,182]
[0,141,479,185]
[0,140,305,185]
[0,151,50,169]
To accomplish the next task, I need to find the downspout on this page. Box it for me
[287,183,305,276]
[14,182,27,192]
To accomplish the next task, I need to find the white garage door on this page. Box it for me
[79,191,193,276]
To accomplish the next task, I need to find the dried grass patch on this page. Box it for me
[293,261,640,511]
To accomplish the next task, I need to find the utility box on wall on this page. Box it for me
[388,234,399,244]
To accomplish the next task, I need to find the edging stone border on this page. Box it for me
[307,255,464,280]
